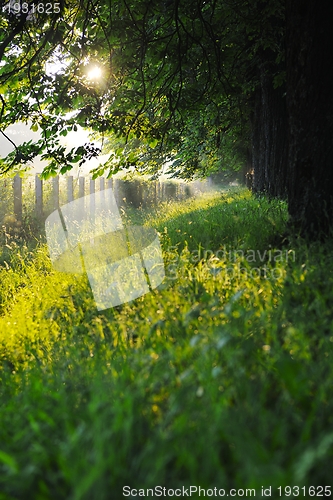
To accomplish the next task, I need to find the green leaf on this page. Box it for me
[0,450,18,473]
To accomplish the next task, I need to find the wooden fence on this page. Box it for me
[1,174,236,223]
[3,173,191,221]
[11,174,115,220]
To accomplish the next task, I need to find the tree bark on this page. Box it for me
[251,59,288,198]
[286,0,333,236]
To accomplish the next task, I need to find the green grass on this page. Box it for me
[1,187,333,499]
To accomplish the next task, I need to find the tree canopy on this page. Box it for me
[0,0,281,175]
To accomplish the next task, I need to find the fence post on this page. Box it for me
[13,175,22,220]
[113,178,120,206]
[35,175,43,218]
[90,178,95,196]
[52,176,59,209]
[79,176,85,198]
[67,176,74,203]
[90,178,95,223]
[107,178,113,190]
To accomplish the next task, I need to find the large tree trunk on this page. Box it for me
[286,1,333,236]
[251,59,288,198]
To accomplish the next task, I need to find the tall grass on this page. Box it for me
[1,186,333,499]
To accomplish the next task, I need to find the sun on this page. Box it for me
[86,66,103,81]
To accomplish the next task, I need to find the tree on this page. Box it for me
[285,0,333,236]
[0,0,251,178]
[0,0,103,174]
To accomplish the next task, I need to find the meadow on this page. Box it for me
[0,185,333,499]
